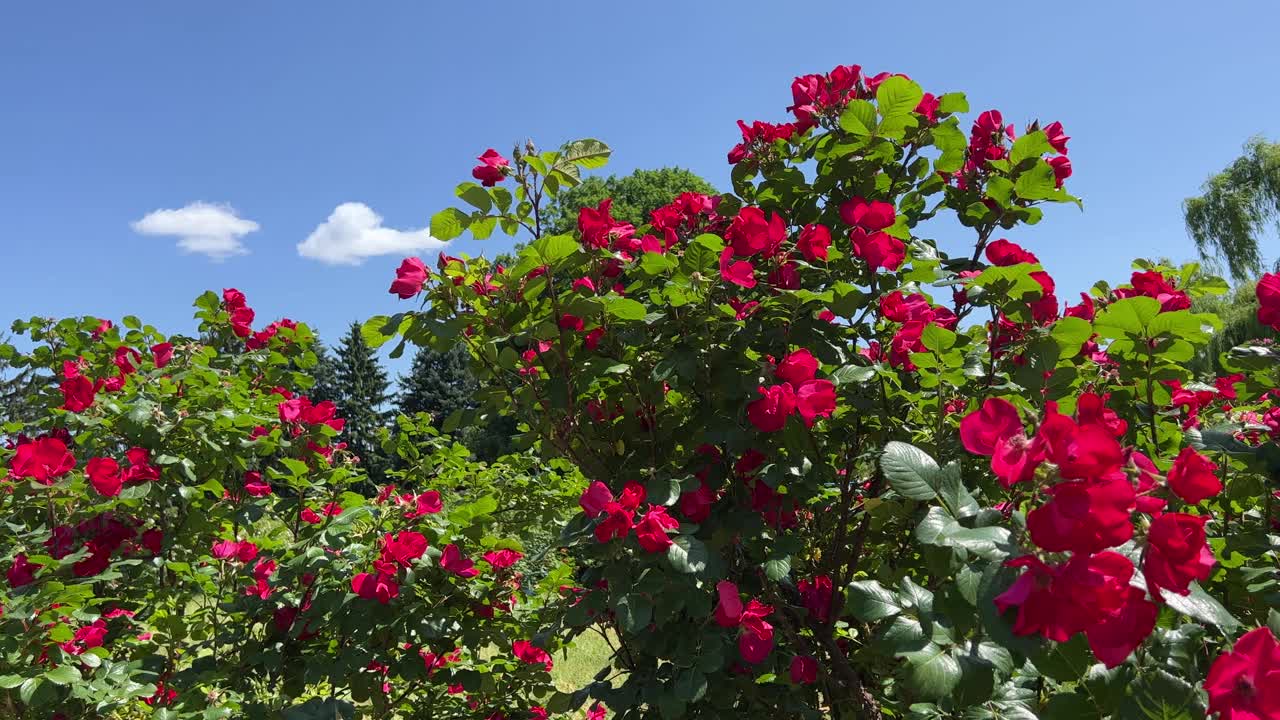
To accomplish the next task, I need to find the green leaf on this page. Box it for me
[282,698,358,720]
[763,555,791,581]
[529,234,580,265]
[1121,669,1205,719]
[557,138,612,170]
[900,644,962,700]
[667,536,709,574]
[877,76,925,118]
[0,675,25,689]
[840,100,877,135]
[1161,582,1240,630]
[1009,130,1053,166]
[430,207,469,241]
[830,364,875,386]
[1013,160,1057,201]
[921,324,956,352]
[1031,633,1093,683]
[1093,296,1162,338]
[455,182,492,213]
[1049,316,1093,351]
[915,507,1012,560]
[602,297,646,322]
[1042,692,1101,720]
[881,441,941,501]
[18,677,42,704]
[937,92,969,114]
[845,580,903,622]
[931,121,967,173]
[43,664,80,685]
[615,594,653,634]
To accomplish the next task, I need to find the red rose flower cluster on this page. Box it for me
[746,349,837,432]
[713,580,775,664]
[351,531,429,604]
[961,395,1221,667]
[877,290,959,370]
[579,480,679,552]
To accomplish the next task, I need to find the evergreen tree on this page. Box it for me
[0,334,43,425]
[334,322,393,482]
[398,345,477,420]
[308,339,341,405]
[398,345,516,461]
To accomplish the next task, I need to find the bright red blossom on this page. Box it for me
[1204,627,1280,720]
[1167,446,1223,505]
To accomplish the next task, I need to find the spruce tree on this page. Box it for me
[0,334,44,425]
[398,344,515,461]
[334,322,393,482]
[398,345,477,420]
[308,339,341,405]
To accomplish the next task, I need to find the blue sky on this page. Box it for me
[3,2,1278,370]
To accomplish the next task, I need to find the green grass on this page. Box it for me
[551,629,615,693]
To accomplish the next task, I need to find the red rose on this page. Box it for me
[1143,512,1215,597]
[959,398,1023,456]
[747,384,797,433]
[795,379,836,426]
[381,531,429,567]
[714,581,743,627]
[634,505,679,553]
[1026,477,1135,553]
[352,571,399,603]
[593,502,634,543]
[838,197,896,232]
[737,599,775,664]
[1038,412,1123,480]
[775,349,818,387]
[1047,155,1072,187]
[579,481,614,517]
[719,248,757,289]
[1167,446,1222,505]
[796,223,831,262]
[512,640,553,671]
[1205,627,1280,720]
[482,549,523,569]
[726,207,786,257]
[440,544,479,578]
[798,575,833,623]
[86,457,123,497]
[790,655,818,685]
[471,149,509,187]
[1258,273,1280,331]
[678,481,715,523]
[151,342,174,369]
[7,553,41,588]
[60,375,96,412]
[558,314,584,332]
[985,238,1039,266]
[243,471,272,497]
[10,437,76,485]
[849,228,905,271]
[1043,121,1070,154]
[389,257,428,299]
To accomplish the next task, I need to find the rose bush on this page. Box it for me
[0,293,582,719]
[5,61,1280,720]
[380,63,1280,719]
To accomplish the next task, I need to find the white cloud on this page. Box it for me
[131,202,260,260]
[297,202,447,265]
